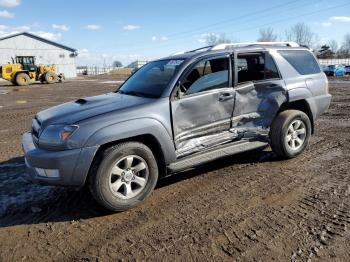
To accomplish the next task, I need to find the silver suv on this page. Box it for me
[22,42,331,211]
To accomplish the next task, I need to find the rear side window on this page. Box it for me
[278,50,320,75]
[237,52,280,83]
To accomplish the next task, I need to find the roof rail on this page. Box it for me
[211,41,299,50]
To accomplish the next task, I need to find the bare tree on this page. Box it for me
[328,39,338,53]
[257,27,277,42]
[206,33,232,45]
[342,34,350,50]
[285,22,316,47]
[338,34,350,58]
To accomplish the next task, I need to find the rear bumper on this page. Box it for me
[306,94,332,121]
[22,132,98,187]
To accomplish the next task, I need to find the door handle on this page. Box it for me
[219,93,234,101]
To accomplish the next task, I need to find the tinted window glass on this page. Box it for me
[118,59,183,98]
[182,57,229,96]
[237,53,279,83]
[265,53,280,79]
[278,50,321,75]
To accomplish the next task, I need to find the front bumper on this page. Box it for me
[22,132,98,187]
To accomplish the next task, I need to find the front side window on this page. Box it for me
[278,50,321,75]
[118,59,183,98]
[181,57,229,96]
[237,52,279,83]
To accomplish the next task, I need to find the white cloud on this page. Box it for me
[77,48,90,58]
[195,32,219,43]
[30,31,62,41]
[76,50,148,67]
[0,24,30,31]
[0,0,20,7]
[123,24,141,31]
[321,22,332,27]
[330,16,350,22]
[0,24,32,37]
[52,24,69,31]
[0,24,62,41]
[84,24,101,30]
[0,10,14,18]
[14,25,30,31]
[151,35,168,41]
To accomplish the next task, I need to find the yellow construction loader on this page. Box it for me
[0,56,65,86]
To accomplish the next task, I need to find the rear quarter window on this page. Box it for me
[278,50,321,75]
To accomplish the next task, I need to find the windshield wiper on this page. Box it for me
[117,90,156,98]
[117,90,140,96]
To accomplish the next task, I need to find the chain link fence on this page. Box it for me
[318,58,350,66]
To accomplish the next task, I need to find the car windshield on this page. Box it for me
[117,59,184,98]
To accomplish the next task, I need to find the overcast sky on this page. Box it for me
[0,0,350,66]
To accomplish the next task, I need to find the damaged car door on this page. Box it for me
[230,51,287,137]
[171,56,236,157]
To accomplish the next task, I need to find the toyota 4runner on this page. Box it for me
[22,42,331,211]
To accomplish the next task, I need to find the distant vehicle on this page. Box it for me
[323,64,346,76]
[22,42,331,212]
[345,65,350,75]
[0,56,65,86]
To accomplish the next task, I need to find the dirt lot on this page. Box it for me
[0,76,349,261]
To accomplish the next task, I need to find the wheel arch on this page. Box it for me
[86,133,168,187]
[277,99,314,134]
[13,70,30,80]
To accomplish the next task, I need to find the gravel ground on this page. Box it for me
[0,76,349,261]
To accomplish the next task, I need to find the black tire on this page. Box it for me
[39,75,45,83]
[270,110,311,159]
[89,142,158,212]
[44,72,57,84]
[58,73,65,83]
[15,73,30,86]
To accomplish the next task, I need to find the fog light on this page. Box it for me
[35,168,60,178]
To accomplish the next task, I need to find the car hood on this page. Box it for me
[37,92,155,127]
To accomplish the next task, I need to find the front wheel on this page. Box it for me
[44,72,57,84]
[89,142,158,212]
[270,110,311,159]
[15,73,30,86]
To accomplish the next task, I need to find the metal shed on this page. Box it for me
[0,32,77,78]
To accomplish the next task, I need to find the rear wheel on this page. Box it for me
[89,142,159,212]
[15,73,30,86]
[44,72,57,84]
[270,110,311,158]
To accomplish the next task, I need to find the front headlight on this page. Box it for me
[39,124,78,149]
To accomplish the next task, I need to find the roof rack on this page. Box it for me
[172,45,214,55]
[211,41,299,50]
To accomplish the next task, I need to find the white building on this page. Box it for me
[0,32,77,78]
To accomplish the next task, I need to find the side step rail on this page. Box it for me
[167,140,268,173]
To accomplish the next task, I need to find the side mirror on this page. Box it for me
[176,81,184,99]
